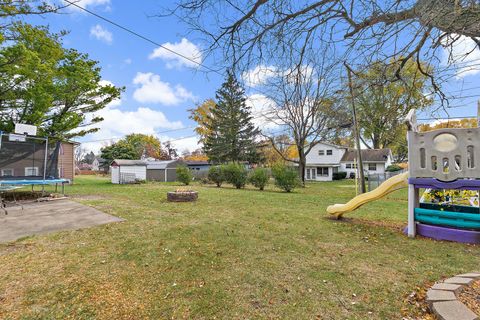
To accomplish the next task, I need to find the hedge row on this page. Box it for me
[205,163,300,192]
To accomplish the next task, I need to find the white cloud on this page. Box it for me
[442,34,480,78]
[97,80,121,107]
[242,65,277,87]
[64,0,110,9]
[246,94,280,131]
[79,79,185,153]
[242,64,316,87]
[160,136,201,153]
[149,38,202,69]
[283,65,315,84]
[81,106,184,153]
[124,58,132,65]
[133,72,196,105]
[90,24,113,44]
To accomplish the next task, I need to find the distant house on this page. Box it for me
[304,142,347,181]
[92,157,109,173]
[340,149,393,177]
[185,160,211,172]
[77,163,93,171]
[304,142,393,181]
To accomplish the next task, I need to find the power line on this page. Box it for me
[418,115,477,121]
[64,1,480,149]
[79,126,197,143]
[65,0,480,99]
[64,0,220,75]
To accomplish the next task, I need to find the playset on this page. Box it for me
[327,108,480,244]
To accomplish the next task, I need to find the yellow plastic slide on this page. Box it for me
[327,172,409,219]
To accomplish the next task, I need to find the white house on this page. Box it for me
[340,149,393,177]
[304,142,393,181]
[304,142,347,181]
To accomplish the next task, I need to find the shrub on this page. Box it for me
[386,164,403,172]
[248,167,269,190]
[208,165,225,187]
[176,165,193,185]
[332,171,347,180]
[193,170,209,184]
[271,164,299,192]
[223,163,248,189]
[199,176,210,185]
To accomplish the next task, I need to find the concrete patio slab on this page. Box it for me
[0,200,123,243]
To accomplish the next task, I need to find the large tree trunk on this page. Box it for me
[298,148,306,187]
[415,0,480,37]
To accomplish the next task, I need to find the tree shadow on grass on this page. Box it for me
[324,215,404,233]
[199,184,300,194]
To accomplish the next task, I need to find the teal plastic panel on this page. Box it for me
[415,208,480,229]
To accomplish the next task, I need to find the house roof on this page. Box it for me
[185,160,210,166]
[314,141,348,149]
[111,159,147,166]
[340,149,392,163]
[65,140,81,146]
[146,160,183,169]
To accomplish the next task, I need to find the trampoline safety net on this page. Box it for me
[0,133,60,180]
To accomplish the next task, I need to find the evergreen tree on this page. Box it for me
[83,151,96,164]
[204,71,261,163]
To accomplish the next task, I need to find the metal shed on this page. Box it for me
[185,160,211,172]
[146,160,184,182]
[110,159,147,184]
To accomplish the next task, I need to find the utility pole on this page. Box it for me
[345,63,366,194]
[477,100,480,128]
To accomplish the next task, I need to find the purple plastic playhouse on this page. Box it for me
[405,108,480,243]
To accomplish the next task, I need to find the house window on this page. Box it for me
[368,163,377,171]
[326,150,333,155]
[306,168,317,180]
[317,167,329,177]
[318,150,325,156]
[1,169,13,176]
[25,167,39,176]
[346,163,357,169]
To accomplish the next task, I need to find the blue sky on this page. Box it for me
[25,0,480,153]
[28,0,226,153]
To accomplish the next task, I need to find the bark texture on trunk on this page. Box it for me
[415,0,480,37]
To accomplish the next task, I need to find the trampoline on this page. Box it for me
[0,178,70,193]
[0,130,70,206]
[0,178,70,186]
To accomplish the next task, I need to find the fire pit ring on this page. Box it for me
[167,189,198,202]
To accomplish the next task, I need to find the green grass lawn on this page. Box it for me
[1,176,479,319]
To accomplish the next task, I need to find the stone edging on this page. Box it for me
[426,272,480,320]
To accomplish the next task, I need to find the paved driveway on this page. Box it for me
[0,200,123,243]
